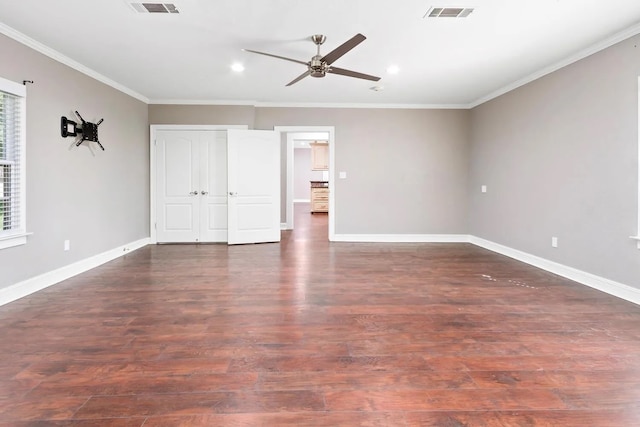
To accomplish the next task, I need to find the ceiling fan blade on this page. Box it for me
[243,49,308,66]
[328,66,381,82]
[286,70,312,86]
[320,33,366,65]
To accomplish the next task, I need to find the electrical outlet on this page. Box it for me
[551,237,558,248]
[64,240,70,251]
[481,185,487,193]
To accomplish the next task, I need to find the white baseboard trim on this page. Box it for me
[3,234,636,308]
[280,223,288,230]
[332,234,471,243]
[0,238,151,307]
[470,236,640,306]
[294,199,310,203]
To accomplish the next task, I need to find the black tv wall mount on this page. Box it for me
[61,111,104,150]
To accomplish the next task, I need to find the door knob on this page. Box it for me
[201,191,208,195]
[229,191,237,196]
[189,191,198,196]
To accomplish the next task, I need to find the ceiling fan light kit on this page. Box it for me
[244,33,381,87]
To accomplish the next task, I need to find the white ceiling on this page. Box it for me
[1,0,640,107]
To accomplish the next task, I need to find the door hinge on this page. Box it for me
[154,222,157,230]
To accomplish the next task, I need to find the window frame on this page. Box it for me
[0,76,27,250]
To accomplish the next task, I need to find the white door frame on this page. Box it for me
[150,124,248,243]
[274,126,335,241]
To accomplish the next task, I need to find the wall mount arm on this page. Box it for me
[61,111,104,150]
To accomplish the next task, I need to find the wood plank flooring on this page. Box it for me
[1,203,640,426]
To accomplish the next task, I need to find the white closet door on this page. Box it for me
[227,129,281,245]
[199,131,228,242]
[156,130,200,242]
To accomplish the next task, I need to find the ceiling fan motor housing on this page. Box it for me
[310,55,326,78]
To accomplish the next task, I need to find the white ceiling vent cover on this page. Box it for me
[128,2,180,13]
[425,7,474,18]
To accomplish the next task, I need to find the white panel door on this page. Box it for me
[156,131,200,242]
[227,129,281,245]
[199,131,228,242]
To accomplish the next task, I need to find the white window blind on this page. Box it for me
[0,76,27,250]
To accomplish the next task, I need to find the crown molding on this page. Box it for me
[0,23,150,104]
[149,99,259,106]
[469,21,640,108]
[149,99,471,109]
[254,102,470,110]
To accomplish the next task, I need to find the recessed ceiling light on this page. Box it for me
[231,63,245,72]
[387,65,400,75]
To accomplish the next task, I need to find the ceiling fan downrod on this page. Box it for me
[310,34,327,77]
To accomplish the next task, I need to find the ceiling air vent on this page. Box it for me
[425,7,474,18]
[129,2,180,13]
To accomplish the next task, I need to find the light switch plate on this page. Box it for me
[339,171,347,179]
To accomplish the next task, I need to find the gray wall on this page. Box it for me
[256,108,471,234]
[0,34,149,290]
[150,106,471,235]
[148,104,255,126]
[469,35,640,287]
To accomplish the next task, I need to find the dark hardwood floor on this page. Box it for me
[2,203,640,426]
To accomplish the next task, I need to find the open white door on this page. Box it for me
[227,129,281,245]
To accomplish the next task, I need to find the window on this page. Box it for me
[0,77,26,250]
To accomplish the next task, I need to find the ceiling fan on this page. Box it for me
[244,33,381,87]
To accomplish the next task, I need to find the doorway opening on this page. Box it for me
[274,126,335,241]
